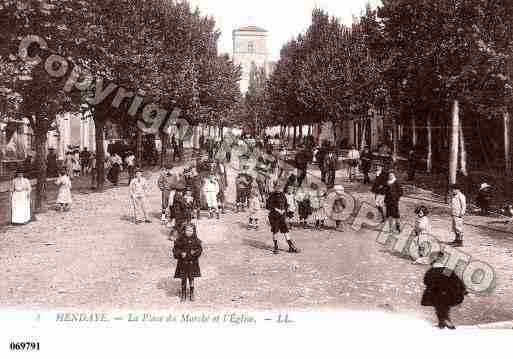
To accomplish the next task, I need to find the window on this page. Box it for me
[248,41,255,53]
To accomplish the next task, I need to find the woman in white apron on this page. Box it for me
[11,170,32,225]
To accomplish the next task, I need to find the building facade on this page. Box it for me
[232,25,275,93]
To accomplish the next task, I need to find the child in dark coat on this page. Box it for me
[384,171,403,233]
[421,251,467,329]
[173,223,203,302]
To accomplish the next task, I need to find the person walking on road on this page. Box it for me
[449,184,466,247]
[266,182,301,254]
[173,223,202,302]
[384,171,403,233]
[55,169,72,212]
[421,251,467,329]
[129,168,151,224]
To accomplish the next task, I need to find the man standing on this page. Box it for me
[317,141,328,183]
[361,147,373,184]
[90,153,97,189]
[158,164,179,224]
[323,148,337,189]
[129,168,151,224]
[46,148,58,178]
[294,147,309,187]
[125,151,136,185]
[266,182,301,254]
[449,184,466,247]
[80,147,91,176]
[347,145,360,181]
[407,148,419,181]
[384,171,403,233]
[372,164,388,223]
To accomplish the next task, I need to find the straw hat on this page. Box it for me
[333,184,345,193]
[480,183,491,190]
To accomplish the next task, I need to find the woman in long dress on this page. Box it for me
[56,169,72,211]
[11,170,32,225]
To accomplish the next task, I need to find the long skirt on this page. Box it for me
[131,196,148,222]
[11,191,31,224]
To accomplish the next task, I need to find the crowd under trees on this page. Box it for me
[256,1,513,186]
[0,0,241,208]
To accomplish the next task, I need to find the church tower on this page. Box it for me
[232,26,269,93]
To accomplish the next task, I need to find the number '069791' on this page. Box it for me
[9,342,40,351]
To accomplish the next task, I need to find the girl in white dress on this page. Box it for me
[11,170,32,224]
[56,169,72,211]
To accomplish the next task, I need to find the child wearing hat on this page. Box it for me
[421,251,468,329]
[173,223,203,302]
[449,184,466,247]
[411,205,431,264]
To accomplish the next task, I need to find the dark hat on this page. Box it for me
[414,205,429,216]
[135,167,143,173]
[450,184,461,190]
[164,163,173,170]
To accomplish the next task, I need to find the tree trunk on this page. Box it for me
[505,111,511,175]
[449,100,460,185]
[293,125,297,149]
[427,115,433,173]
[459,120,467,176]
[299,124,303,143]
[94,121,106,191]
[136,130,142,166]
[360,120,367,150]
[160,130,168,167]
[411,115,417,147]
[392,118,398,156]
[34,128,48,211]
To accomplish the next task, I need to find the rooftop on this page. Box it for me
[234,25,268,33]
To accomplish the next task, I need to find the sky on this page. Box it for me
[187,0,382,61]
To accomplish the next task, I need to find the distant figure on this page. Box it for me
[360,147,372,184]
[294,147,309,187]
[80,147,91,176]
[476,183,492,216]
[46,148,58,178]
[449,184,466,247]
[55,169,72,212]
[10,170,32,225]
[125,151,136,185]
[407,148,419,181]
[384,171,403,233]
[323,149,337,189]
[347,145,360,181]
[372,164,388,223]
